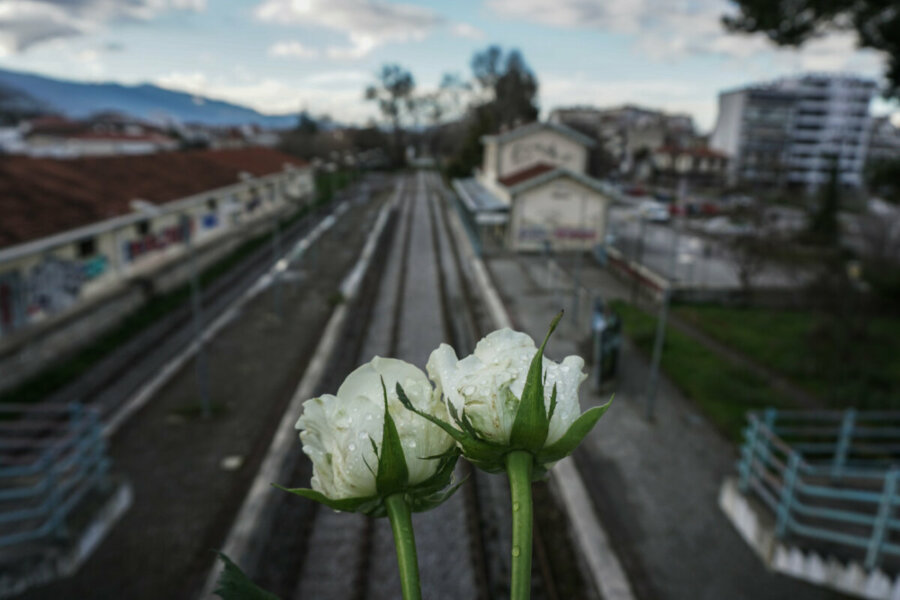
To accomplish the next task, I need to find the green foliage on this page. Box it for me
[674,304,900,410]
[611,300,792,441]
[214,553,280,600]
[723,0,900,98]
[866,157,900,204]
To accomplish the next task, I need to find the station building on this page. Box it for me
[452,121,612,253]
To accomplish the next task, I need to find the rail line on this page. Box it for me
[232,171,590,599]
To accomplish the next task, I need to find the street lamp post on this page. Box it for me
[645,287,671,421]
[132,199,211,417]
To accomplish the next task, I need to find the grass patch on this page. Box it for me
[611,300,793,442]
[673,305,900,409]
[1,171,358,407]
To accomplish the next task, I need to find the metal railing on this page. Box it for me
[0,403,110,553]
[739,408,900,570]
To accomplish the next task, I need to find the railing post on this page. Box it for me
[757,408,777,468]
[739,415,760,493]
[866,468,898,570]
[776,452,801,539]
[833,408,856,479]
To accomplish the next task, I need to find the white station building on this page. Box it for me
[453,121,612,252]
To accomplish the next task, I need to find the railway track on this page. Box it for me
[34,183,372,425]
[240,171,593,599]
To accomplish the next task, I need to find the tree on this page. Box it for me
[471,46,539,129]
[365,64,415,166]
[444,46,540,177]
[808,157,841,246]
[725,203,773,295]
[723,0,900,97]
[866,158,900,203]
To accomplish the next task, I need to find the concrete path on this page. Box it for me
[485,253,841,600]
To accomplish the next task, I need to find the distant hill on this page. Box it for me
[0,67,298,129]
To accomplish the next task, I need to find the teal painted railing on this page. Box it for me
[0,403,110,552]
[739,409,900,570]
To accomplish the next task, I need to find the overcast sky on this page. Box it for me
[0,0,896,132]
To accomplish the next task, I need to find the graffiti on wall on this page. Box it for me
[517,222,596,242]
[27,256,86,314]
[123,219,192,263]
[0,252,109,336]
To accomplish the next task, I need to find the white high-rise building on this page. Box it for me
[711,73,877,189]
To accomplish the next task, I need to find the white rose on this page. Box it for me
[427,328,586,447]
[297,356,454,500]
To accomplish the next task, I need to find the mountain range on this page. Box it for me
[0,67,298,129]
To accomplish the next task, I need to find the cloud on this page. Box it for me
[488,0,885,75]
[269,40,319,59]
[155,69,378,122]
[0,0,204,55]
[451,22,485,40]
[255,0,444,59]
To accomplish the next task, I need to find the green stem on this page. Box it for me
[506,450,534,600]
[385,494,422,600]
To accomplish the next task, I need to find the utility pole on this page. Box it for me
[645,287,671,421]
[571,197,586,327]
[185,216,211,419]
[630,215,647,303]
[271,210,284,318]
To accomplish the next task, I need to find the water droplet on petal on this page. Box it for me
[512,546,521,557]
[358,431,368,439]
[463,385,475,395]
[560,366,570,373]
[406,440,417,448]
[348,443,357,452]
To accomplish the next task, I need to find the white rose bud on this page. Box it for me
[296,356,454,501]
[427,328,586,447]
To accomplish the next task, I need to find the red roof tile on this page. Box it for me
[0,148,308,248]
[498,163,557,187]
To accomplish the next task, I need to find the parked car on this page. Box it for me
[639,201,671,223]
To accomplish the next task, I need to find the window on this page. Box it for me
[136,220,150,236]
[206,198,218,211]
[77,237,96,258]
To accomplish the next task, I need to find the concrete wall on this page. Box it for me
[497,129,587,178]
[0,167,314,392]
[509,177,608,252]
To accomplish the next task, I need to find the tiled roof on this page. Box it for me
[0,148,308,248]
[498,163,557,187]
[481,121,597,149]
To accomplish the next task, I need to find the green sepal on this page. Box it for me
[509,311,562,452]
[396,382,508,470]
[272,484,383,516]
[376,378,409,496]
[214,552,280,600]
[537,396,613,465]
[409,447,460,496]
[408,476,467,512]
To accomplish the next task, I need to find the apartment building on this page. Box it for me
[549,105,696,174]
[711,73,877,189]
